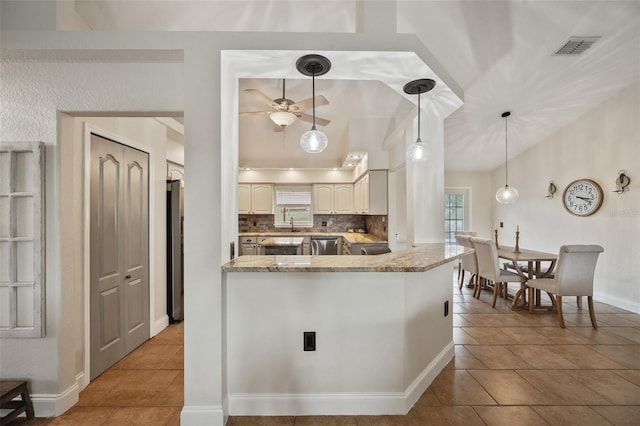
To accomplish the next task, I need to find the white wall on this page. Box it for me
[0,59,182,416]
[492,81,640,312]
[444,171,494,238]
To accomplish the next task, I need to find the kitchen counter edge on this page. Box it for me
[222,243,471,273]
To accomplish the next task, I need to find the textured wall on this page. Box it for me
[239,214,368,233]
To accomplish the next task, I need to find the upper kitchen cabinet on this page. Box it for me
[354,170,387,215]
[313,184,353,214]
[238,183,273,214]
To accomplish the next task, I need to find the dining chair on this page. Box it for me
[455,234,478,294]
[526,245,604,328]
[470,237,527,308]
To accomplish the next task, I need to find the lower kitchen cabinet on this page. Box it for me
[240,236,258,255]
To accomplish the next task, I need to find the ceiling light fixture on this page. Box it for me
[296,54,331,154]
[269,111,297,128]
[495,111,519,204]
[403,78,436,162]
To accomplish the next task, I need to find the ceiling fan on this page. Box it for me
[240,79,330,131]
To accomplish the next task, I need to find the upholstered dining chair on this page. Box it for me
[455,234,478,294]
[470,237,527,308]
[526,245,604,328]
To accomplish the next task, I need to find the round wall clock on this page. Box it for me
[562,179,604,216]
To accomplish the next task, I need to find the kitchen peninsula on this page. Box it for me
[222,243,469,416]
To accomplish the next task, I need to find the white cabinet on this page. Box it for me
[240,236,258,255]
[313,184,353,214]
[354,170,387,215]
[238,184,273,214]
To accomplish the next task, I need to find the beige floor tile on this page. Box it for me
[473,406,547,426]
[590,314,639,327]
[458,327,518,345]
[531,406,612,426]
[563,370,640,405]
[229,416,294,425]
[454,302,498,314]
[534,327,595,344]
[429,370,496,406]
[444,345,487,370]
[47,407,116,425]
[412,406,485,425]
[505,345,579,369]
[102,407,180,426]
[591,345,640,369]
[546,345,626,369]
[293,416,357,425]
[615,314,640,325]
[498,327,554,344]
[516,370,610,405]
[453,327,479,345]
[464,345,530,369]
[569,327,637,345]
[414,388,442,407]
[611,369,640,387]
[602,327,640,344]
[115,344,182,370]
[162,347,184,370]
[147,322,184,345]
[592,303,635,314]
[357,410,429,426]
[468,370,553,405]
[591,406,640,426]
[459,314,524,328]
[452,314,473,327]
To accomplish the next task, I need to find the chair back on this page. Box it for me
[455,234,477,273]
[470,237,500,282]
[361,245,391,255]
[554,245,604,296]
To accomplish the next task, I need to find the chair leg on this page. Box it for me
[587,296,598,329]
[528,287,534,312]
[459,269,465,290]
[576,296,582,310]
[492,282,501,308]
[556,295,565,328]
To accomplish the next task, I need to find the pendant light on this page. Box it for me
[403,78,436,162]
[296,54,331,154]
[495,111,519,204]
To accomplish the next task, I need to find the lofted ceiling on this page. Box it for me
[68,0,640,172]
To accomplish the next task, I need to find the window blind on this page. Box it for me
[275,186,312,205]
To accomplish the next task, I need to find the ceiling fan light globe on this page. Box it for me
[300,127,328,153]
[270,111,297,128]
[496,185,519,204]
[407,138,429,162]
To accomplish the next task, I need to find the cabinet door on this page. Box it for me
[238,184,252,214]
[333,184,353,214]
[361,174,370,214]
[241,243,257,255]
[251,184,273,214]
[367,170,388,215]
[313,184,334,214]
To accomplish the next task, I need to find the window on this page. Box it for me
[444,192,465,246]
[275,186,313,227]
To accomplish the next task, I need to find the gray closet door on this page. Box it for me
[90,134,149,380]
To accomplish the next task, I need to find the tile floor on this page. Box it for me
[11,272,640,425]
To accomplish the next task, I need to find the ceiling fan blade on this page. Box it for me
[298,112,331,127]
[292,95,329,111]
[244,89,276,107]
[239,111,271,116]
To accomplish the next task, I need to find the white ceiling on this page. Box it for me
[70,0,640,172]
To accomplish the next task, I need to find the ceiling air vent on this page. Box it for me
[553,36,601,55]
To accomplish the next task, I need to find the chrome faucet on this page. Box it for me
[290,217,294,231]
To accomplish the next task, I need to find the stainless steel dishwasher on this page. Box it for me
[311,236,341,255]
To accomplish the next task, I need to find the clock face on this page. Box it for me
[563,179,603,216]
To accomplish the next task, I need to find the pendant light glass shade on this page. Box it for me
[270,111,297,128]
[406,137,428,162]
[296,54,331,154]
[300,125,328,153]
[495,111,519,204]
[403,79,436,163]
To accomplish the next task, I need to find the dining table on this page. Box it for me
[497,245,557,309]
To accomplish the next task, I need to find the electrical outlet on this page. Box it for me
[500,222,504,228]
[444,300,449,317]
[304,331,316,351]
[321,221,327,227]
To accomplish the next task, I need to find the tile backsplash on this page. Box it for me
[239,214,388,239]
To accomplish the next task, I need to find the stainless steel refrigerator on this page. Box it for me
[166,179,184,323]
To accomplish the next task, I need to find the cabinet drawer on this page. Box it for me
[240,236,256,243]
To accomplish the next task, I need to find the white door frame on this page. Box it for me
[444,186,472,236]
[81,122,156,390]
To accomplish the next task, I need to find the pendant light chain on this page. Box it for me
[504,114,509,186]
[312,71,316,128]
[417,90,421,139]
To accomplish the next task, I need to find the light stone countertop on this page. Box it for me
[260,237,305,247]
[222,243,471,273]
[239,231,387,244]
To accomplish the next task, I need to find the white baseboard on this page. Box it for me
[153,315,169,336]
[403,341,455,411]
[76,371,88,392]
[594,291,640,314]
[181,405,225,426]
[228,341,455,416]
[31,382,79,417]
